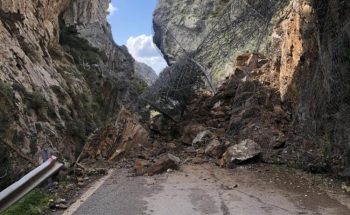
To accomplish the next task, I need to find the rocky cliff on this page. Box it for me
[0,0,144,188]
[153,0,289,81]
[134,62,158,86]
[153,0,350,173]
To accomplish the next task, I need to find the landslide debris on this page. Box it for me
[75,53,289,177]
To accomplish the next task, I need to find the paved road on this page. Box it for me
[63,164,350,215]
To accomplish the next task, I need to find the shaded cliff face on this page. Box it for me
[0,0,141,188]
[153,0,289,82]
[271,0,350,169]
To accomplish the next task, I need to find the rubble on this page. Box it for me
[77,107,150,162]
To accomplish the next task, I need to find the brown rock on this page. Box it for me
[135,159,151,176]
[180,124,207,145]
[192,130,215,148]
[55,204,68,210]
[166,142,179,150]
[78,107,150,162]
[192,157,206,164]
[215,128,226,137]
[205,139,224,158]
[236,53,251,66]
[145,154,180,176]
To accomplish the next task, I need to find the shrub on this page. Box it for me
[66,120,86,141]
[134,78,148,94]
[0,81,13,101]
[24,91,48,111]
[59,107,71,121]
[50,85,67,103]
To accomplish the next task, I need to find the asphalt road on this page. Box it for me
[62,164,350,215]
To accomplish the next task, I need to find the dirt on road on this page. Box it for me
[59,163,350,215]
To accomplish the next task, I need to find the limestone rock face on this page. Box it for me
[153,0,289,82]
[134,62,158,86]
[0,0,141,188]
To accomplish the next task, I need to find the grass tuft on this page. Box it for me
[2,189,50,215]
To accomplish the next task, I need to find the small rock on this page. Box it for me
[135,159,151,176]
[196,147,205,155]
[166,142,178,150]
[65,184,75,191]
[215,128,226,138]
[192,130,215,148]
[212,101,222,110]
[56,198,67,204]
[181,124,206,145]
[341,183,350,193]
[221,184,238,190]
[192,157,206,164]
[55,204,68,210]
[205,139,224,158]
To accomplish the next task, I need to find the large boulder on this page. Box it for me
[222,139,261,167]
[142,153,180,176]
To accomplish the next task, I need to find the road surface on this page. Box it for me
[61,163,350,215]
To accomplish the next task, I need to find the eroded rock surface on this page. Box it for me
[134,62,158,86]
[0,0,144,188]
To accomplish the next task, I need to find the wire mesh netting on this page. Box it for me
[144,0,289,118]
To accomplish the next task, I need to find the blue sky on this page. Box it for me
[107,0,167,74]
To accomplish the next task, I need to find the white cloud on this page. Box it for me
[107,3,117,17]
[126,35,167,74]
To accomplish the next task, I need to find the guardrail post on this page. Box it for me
[0,156,63,213]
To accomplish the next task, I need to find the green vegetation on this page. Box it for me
[50,85,67,104]
[0,81,15,135]
[23,91,53,120]
[25,91,48,111]
[66,119,86,141]
[133,78,148,94]
[0,81,13,100]
[2,189,50,215]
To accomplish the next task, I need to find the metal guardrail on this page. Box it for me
[0,156,63,213]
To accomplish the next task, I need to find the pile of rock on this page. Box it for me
[77,107,150,162]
